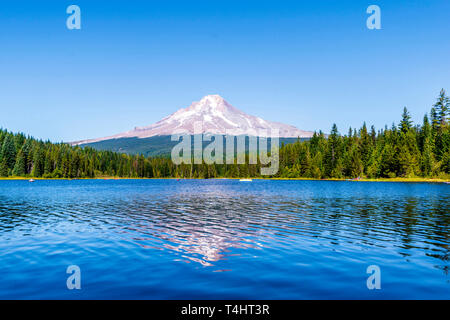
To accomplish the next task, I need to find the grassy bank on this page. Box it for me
[324,177,449,183]
[1,176,449,183]
[256,177,450,183]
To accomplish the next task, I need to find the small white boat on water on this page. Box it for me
[239,178,253,182]
[29,179,35,182]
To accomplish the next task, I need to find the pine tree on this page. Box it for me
[32,147,45,177]
[421,141,434,176]
[434,89,449,127]
[380,143,397,178]
[399,107,412,133]
[419,114,434,176]
[0,134,16,170]
[12,149,26,176]
[300,147,312,177]
[359,122,372,170]
[366,148,381,178]
[432,90,450,160]
[397,143,413,177]
[324,124,341,177]
[441,150,450,174]
[0,157,8,177]
[21,139,33,174]
[430,107,439,132]
[350,148,363,178]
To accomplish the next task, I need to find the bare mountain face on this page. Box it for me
[73,95,314,145]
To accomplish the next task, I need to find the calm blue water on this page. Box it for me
[0,179,448,299]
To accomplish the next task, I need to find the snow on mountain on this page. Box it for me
[72,95,314,145]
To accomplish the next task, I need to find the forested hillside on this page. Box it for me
[79,135,304,157]
[1,90,449,179]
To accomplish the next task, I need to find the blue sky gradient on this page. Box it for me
[0,0,449,141]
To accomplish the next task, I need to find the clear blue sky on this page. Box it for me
[0,0,449,142]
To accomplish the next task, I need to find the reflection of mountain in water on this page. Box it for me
[120,193,272,267]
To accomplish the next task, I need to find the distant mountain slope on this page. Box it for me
[72,95,314,147]
[82,135,309,157]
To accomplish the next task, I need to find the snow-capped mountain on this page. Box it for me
[73,95,314,145]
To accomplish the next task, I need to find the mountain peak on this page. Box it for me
[72,95,315,145]
[199,94,225,104]
[190,94,230,112]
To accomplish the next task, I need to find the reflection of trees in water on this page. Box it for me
[299,195,449,275]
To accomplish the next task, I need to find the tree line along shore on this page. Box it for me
[0,90,449,181]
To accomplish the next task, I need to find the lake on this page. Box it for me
[0,179,448,299]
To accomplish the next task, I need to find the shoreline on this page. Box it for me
[0,176,449,183]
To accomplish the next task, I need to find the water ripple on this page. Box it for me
[0,179,449,299]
